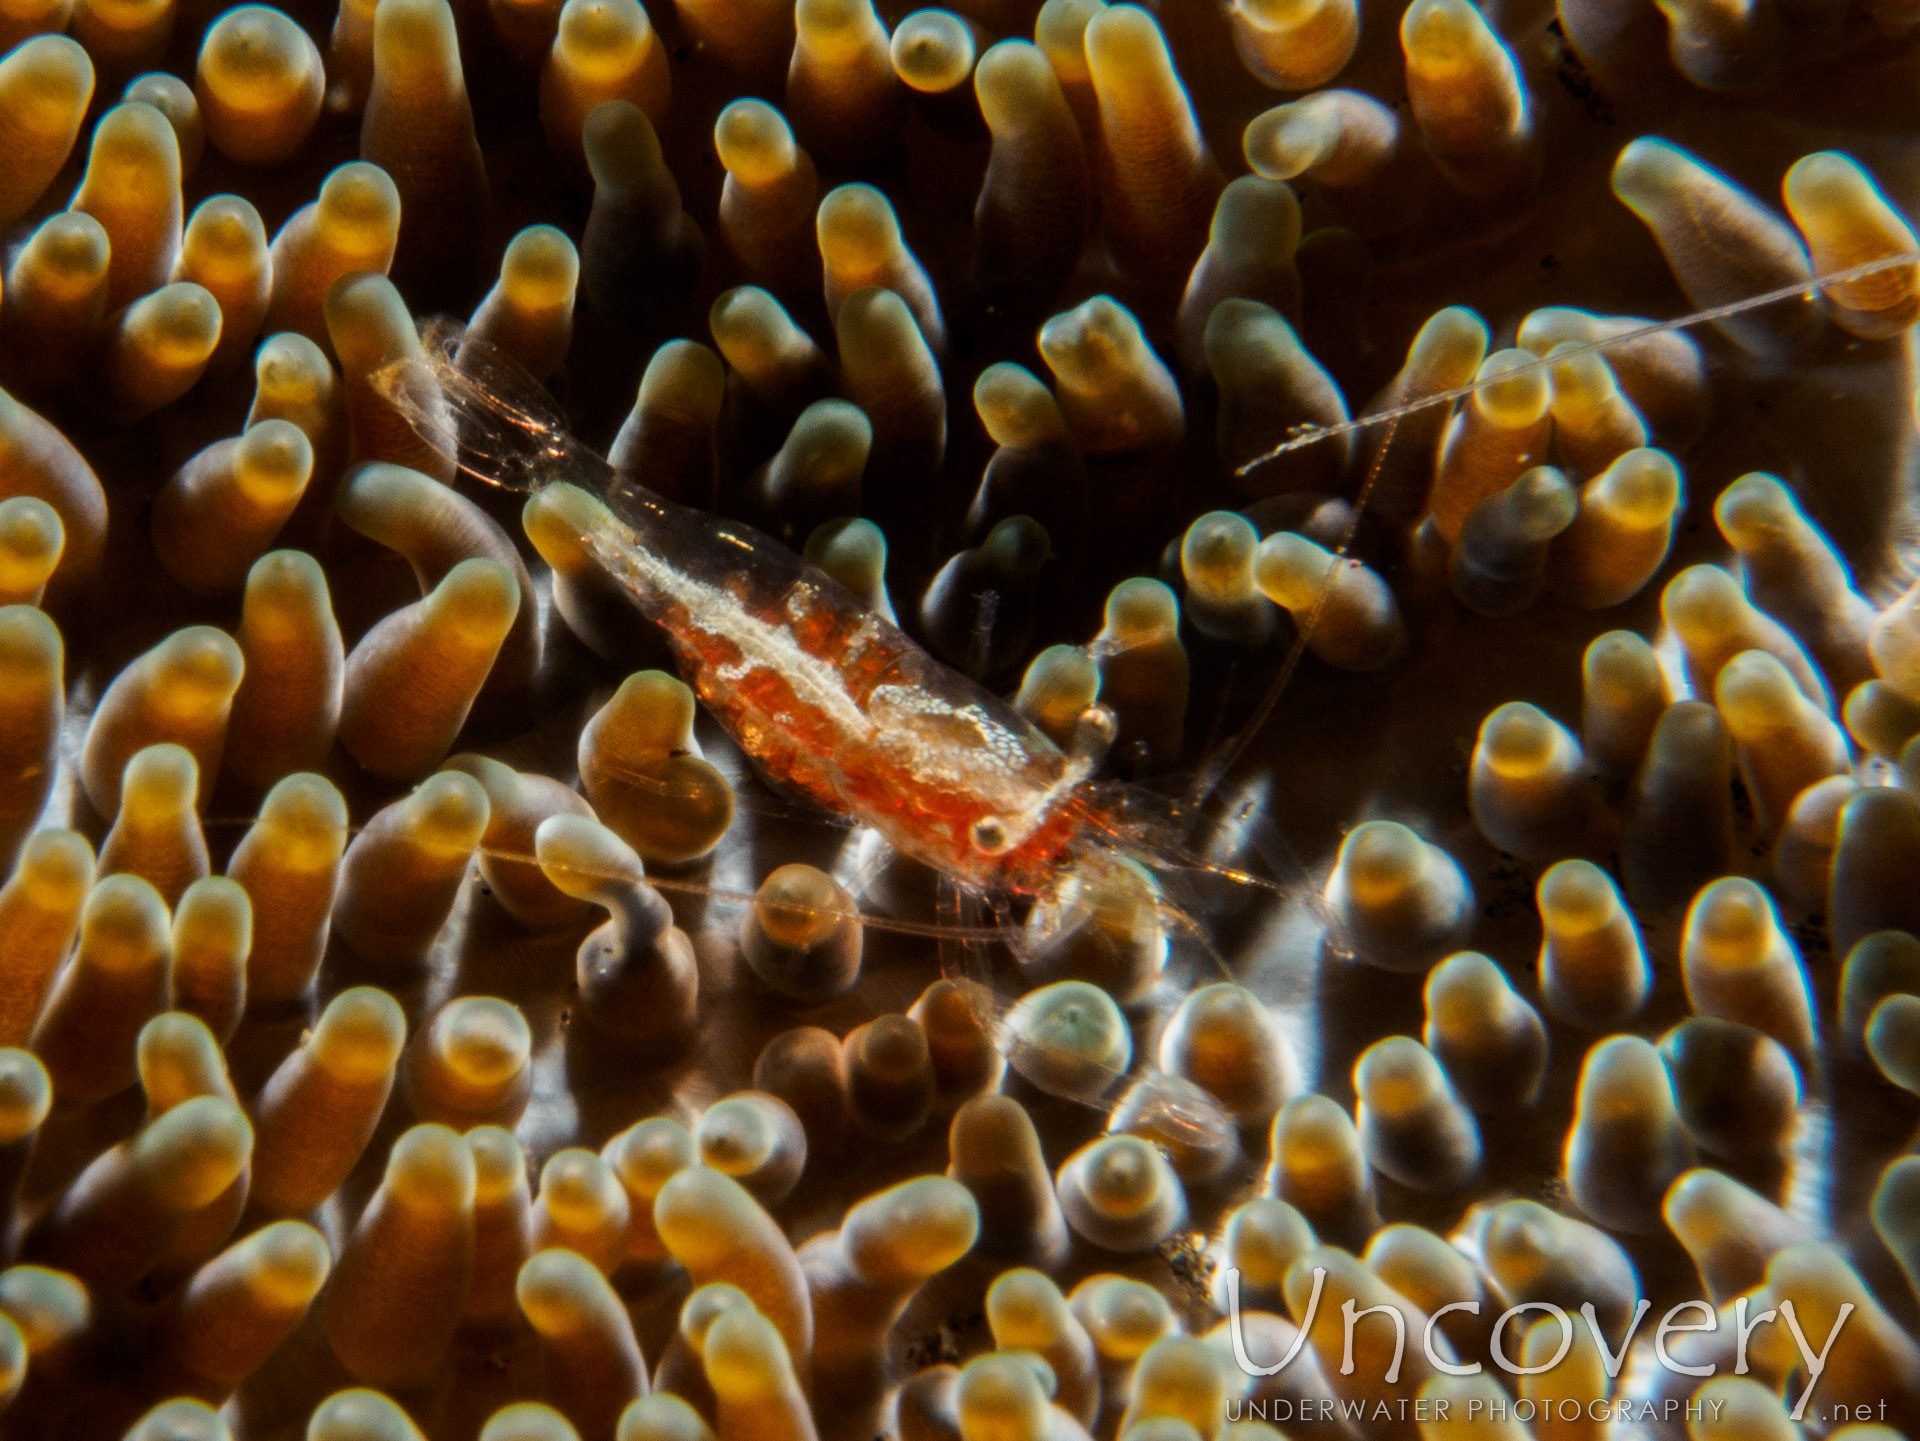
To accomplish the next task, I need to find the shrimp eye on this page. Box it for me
[971,816,1012,855]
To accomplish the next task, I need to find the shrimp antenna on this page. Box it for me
[371,320,618,496]
[1174,411,1404,851]
[1231,251,1920,475]
[1186,256,1920,828]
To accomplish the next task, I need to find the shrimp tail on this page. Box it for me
[370,319,616,496]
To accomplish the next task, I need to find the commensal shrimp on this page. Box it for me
[379,329,1135,902]
[368,258,1902,932]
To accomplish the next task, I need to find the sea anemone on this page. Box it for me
[0,0,1918,1436]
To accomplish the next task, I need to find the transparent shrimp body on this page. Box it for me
[383,329,1107,895]
[546,480,1102,890]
